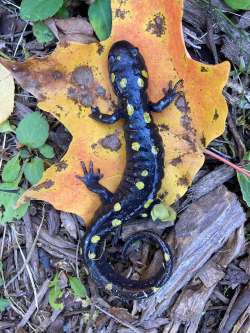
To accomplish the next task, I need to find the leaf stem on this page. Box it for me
[204,148,250,178]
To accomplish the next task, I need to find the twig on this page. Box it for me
[11,224,38,309]
[1,0,20,9]
[14,21,28,57]
[204,149,250,178]
[94,303,142,333]
[5,208,45,288]
[0,133,7,171]
[0,224,7,260]
[16,278,51,329]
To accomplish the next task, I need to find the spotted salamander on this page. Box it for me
[77,41,183,300]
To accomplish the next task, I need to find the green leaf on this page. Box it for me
[16,112,49,149]
[33,22,55,44]
[49,274,64,310]
[2,154,21,183]
[24,157,44,185]
[20,0,64,22]
[69,277,87,299]
[0,298,9,312]
[0,120,15,133]
[151,203,177,222]
[39,144,55,159]
[224,0,250,10]
[0,183,29,224]
[88,0,112,41]
[56,4,70,18]
[237,152,250,207]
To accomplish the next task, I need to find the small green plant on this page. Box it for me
[0,112,54,224]
[69,276,87,299]
[49,273,64,310]
[88,0,112,41]
[151,203,177,222]
[224,0,250,10]
[20,0,66,43]
[19,0,112,43]
[237,152,250,207]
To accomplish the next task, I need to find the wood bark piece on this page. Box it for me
[162,226,245,333]
[140,186,246,321]
[183,165,235,207]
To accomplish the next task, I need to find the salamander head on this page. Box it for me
[108,41,148,98]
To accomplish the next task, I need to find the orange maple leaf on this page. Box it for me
[1,0,230,225]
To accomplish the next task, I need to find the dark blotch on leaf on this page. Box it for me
[115,8,128,19]
[213,109,219,121]
[55,161,68,172]
[67,87,94,107]
[100,134,121,152]
[158,124,170,132]
[158,191,168,200]
[32,180,54,191]
[200,66,209,72]
[177,176,189,187]
[170,156,182,166]
[146,12,166,38]
[52,71,64,80]
[72,66,94,88]
[97,43,105,55]
[175,96,197,153]
[200,134,206,146]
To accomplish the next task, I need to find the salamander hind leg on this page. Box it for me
[76,161,113,204]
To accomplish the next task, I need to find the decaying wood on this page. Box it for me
[183,165,235,206]
[140,186,246,322]
[161,226,245,333]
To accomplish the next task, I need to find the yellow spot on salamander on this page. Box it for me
[120,78,127,88]
[111,73,115,83]
[144,199,153,209]
[164,253,171,262]
[141,213,148,218]
[141,70,148,78]
[137,77,144,88]
[112,219,122,227]
[152,287,160,293]
[88,252,96,260]
[144,112,151,123]
[151,145,158,155]
[132,142,140,151]
[105,283,113,291]
[127,103,134,116]
[91,235,101,244]
[136,181,145,190]
[117,56,121,61]
[141,170,149,177]
[114,202,121,212]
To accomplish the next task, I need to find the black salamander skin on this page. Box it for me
[77,41,182,300]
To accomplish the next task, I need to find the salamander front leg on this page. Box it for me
[148,79,184,112]
[76,161,113,204]
[90,106,122,124]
